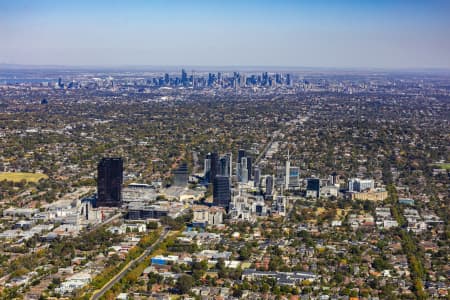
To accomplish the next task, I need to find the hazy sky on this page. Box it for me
[1,0,450,69]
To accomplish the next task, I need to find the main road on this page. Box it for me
[90,227,170,300]
[254,129,281,165]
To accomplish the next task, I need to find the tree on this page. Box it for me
[147,221,158,230]
[232,285,243,297]
[176,274,194,294]
[239,246,251,260]
[148,272,163,285]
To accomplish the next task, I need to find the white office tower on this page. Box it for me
[225,153,233,185]
[204,158,211,177]
[285,159,290,190]
[348,178,374,192]
[329,172,340,187]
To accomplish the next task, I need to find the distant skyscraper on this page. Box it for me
[181,69,188,86]
[173,162,189,187]
[213,175,231,209]
[275,73,281,84]
[240,73,246,87]
[286,74,292,86]
[96,157,123,208]
[164,73,170,85]
[208,73,215,87]
[262,72,268,85]
[217,72,222,86]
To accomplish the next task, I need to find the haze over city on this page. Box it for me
[1,0,450,69]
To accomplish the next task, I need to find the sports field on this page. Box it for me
[0,172,48,183]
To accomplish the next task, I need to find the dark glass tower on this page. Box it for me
[181,69,188,86]
[306,178,320,194]
[96,157,123,208]
[208,152,219,185]
[213,175,231,209]
[254,167,261,187]
[238,149,246,164]
[246,156,252,180]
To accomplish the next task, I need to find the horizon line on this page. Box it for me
[1,63,450,73]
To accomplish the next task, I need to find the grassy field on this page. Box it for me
[0,172,48,183]
[432,163,450,170]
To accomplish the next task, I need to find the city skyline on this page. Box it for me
[0,57,448,298]
[1,0,450,69]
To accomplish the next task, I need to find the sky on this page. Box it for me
[1,0,450,69]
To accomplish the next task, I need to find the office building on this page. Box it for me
[205,152,219,184]
[254,167,261,188]
[348,178,374,192]
[237,149,252,182]
[219,154,232,177]
[275,166,286,188]
[247,156,252,180]
[96,157,123,208]
[204,158,211,182]
[164,73,170,85]
[286,74,292,86]
[272,196,286,216]
[237,149,245,179]
[285,159,290,190]
[288,166,300,189]
[238,149,246,162]
[239,157,248,183]
[306,178,320,198]
[213,175,231,209]
[349,188,388,201]
[181,69,188,86]
[320,185,339,198]
[192,205,225,226]
[329,172,340,186]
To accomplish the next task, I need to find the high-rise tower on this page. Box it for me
[285,150,290,190]
[213,175,231,209]
[96,157,123,208]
